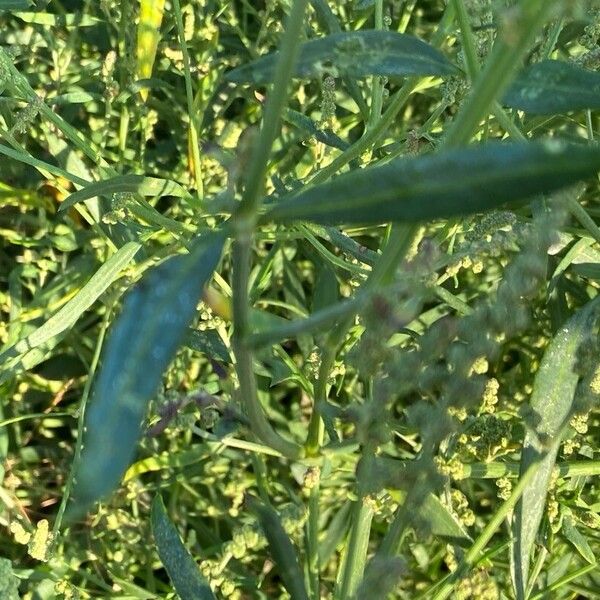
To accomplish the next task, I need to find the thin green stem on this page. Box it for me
[239,0,311,216]
[368,0,385,129]
[54,305,112,534]
[334,496,374,600]
[430,460,541,600]
[231,0,310,459]
[172,0,203,201]
[306,477,321,600]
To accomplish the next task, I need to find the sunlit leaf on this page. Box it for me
[137,0,166,102]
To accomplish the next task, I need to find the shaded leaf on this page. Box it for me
[225,30,457,85]
[185,329,231,363]
[151,495,216,600]
[264,141,600,226]
[59,174,192,212]
[511,298,600,599]
[0,0,31,10]
[504,60,600,115]
[246,496,310,600]
[420,493,473,547]
[68,235,224,517]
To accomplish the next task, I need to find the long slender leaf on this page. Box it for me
[511,298,600,599]
[0,242,141,376]
[0,0,30,10]
[58,174,192,212]
[151,495,216,600]
[225,30,458,85]
[67,234,224,517]
[246,496,310,600]
[504,60,600,115]
[264,141,600,226]
[137,0,166,102]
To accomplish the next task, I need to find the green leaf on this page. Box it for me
[420,493,473,547]
[511,298,600,599]
[185,328,231,363]
[504,60,600,115]
[0,557,19,600]
[0,241,141,378]
[561,510,596,565]
[151,495,216,600]
[58,173,192,212]
[0,0,31,10]
[246,496,310,600]
[225,30,457,85]
[68,235,224,517]
[264,141,600,226]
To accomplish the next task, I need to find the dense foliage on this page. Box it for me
[1,1,600,599]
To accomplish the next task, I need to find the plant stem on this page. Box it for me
[54,305,112,533]
[334,496,374,600]
[232,0,310,459]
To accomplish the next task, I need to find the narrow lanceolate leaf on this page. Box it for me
[59,174,192,212]
[68,235,224,517]
[246,496,310,600]
[511,299,600,600]
[137,0,166,102]
[225,30,457,85]
[504,60,600,115]
[0,0,31,10]
[0,242,141,375]
[151,496,216,600]
[264,141,600,226]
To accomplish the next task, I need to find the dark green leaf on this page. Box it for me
[0,0,31,10]
[68,235,224,517]
[264,141,600,226]
[246,496,310,600]
[504,60,600,115]
[511,298,600,599]
[151,495,216,600]
[185,328,231,363]
[225,31,457,85]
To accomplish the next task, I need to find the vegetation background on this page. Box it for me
[1,0,600,598]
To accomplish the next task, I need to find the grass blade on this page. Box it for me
[58,174,192,212]
[67,234,224,518]
[137,0,166,102]
[151,495,216,600]
[264,141,600,226]
[246,496,310,600]
[0,242,141,375]
[225,30,457,85]
[511,298,600,599]
[504,60,600,115]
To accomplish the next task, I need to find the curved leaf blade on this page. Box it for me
[225,30,457,85]
[68,235,224,517]
[511,299,600,599]
[0,241,141,378]
[246,496,310,600]
[151,495,216,600]
[504,60,600,115]
[264,141,600,226]
[58,174,192,212]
